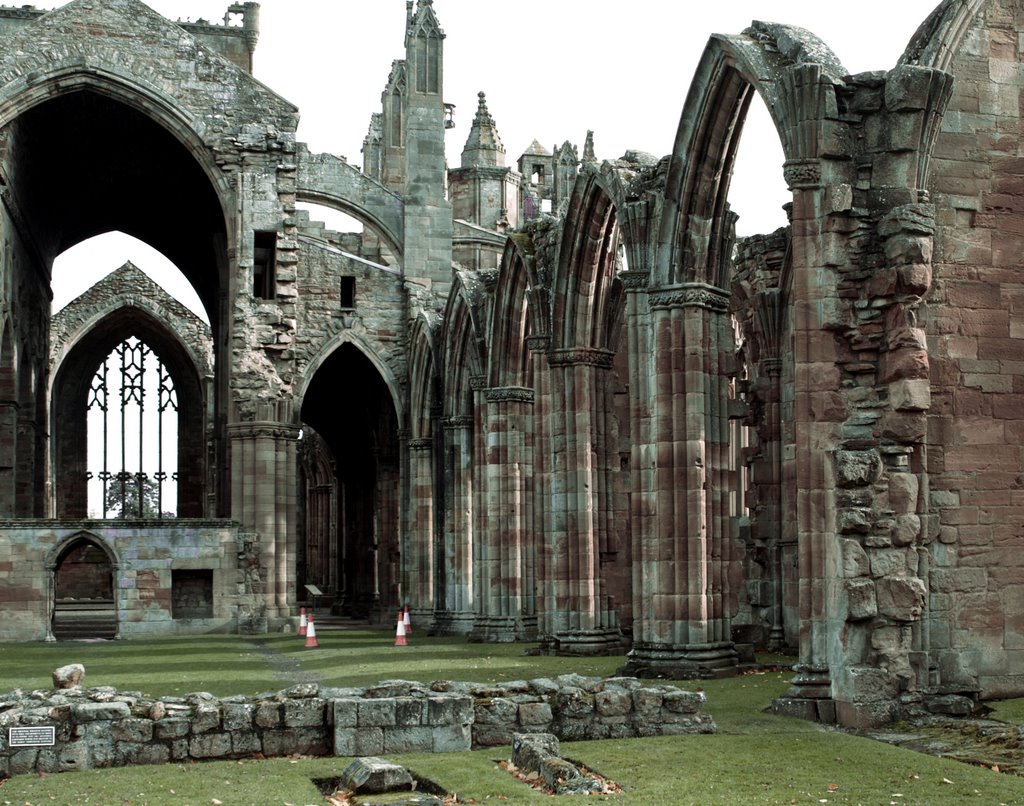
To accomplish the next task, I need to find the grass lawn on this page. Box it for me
[1,629,1022,805]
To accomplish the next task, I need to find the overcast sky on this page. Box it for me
[53,0,940,315]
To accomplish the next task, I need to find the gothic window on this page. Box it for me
[416,33,440,94]
[253,230,277,299]
[86,336,177,518]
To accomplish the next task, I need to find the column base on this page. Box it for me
[543,627,627,656]
[771,664,836,723]
[468,615,534,643]
[621,641,738,679]
[429,610,475,636]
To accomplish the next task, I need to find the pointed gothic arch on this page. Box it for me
[50,305,207,518]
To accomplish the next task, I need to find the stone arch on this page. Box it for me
[50,305,207,519]
[46,531,119,641]
[441,270,488,418]
[489,236,536,389]
[551,170,621,353]
[658,24,848,287]
[900,0,989,73]
[408,312,440,441]
[296,149,405,266]
[297,331,405,428]
[299,337,402,617]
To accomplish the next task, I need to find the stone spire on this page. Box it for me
[460,92,505,168]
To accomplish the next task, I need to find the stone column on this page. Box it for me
[471,386,534,641]
[432,415,475,634]
[773,158,837,721]
[404,436,435,624]
[541,347,622,654]
[623,283,738,676]
[528,334,552,648]
[227,409,300,625]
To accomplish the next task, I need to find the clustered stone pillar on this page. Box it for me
[434,414,474,634]
[471,386,534,641]
[540,348,621,653]
[228,404,299,623]
[404,436,434,623]
[624,283,737,676]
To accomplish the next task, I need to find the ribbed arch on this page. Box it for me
[899,0,989,73]
[440,271,486,418]
[659,26,847,287]
[407,313,439,440]
[489,238,534,389]
[551,172,620,351]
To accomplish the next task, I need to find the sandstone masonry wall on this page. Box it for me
[0,674,714,777]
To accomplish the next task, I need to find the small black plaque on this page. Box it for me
[9,726,55,747]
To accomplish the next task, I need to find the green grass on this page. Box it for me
[1,632,1024,805]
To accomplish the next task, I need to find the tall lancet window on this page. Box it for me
[87,336,177,518]
[416,32,440,94]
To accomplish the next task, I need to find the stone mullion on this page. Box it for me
[405,438,434,620]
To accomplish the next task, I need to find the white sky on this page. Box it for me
[52,0,940,316]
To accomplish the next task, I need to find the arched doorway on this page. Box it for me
[51,535,116,640]
[300,343,400,619]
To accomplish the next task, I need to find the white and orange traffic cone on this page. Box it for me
[403,605,412,636]
[394,610,407,646]
[305,612,319,648]
[298,607,307,637]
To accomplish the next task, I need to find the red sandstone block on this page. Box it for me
[992,395,1024,419]
[944,444,1020,472]
[946,281,1005,310]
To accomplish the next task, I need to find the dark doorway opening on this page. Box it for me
[52,538,116,640]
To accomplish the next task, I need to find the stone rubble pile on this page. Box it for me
[0,666,715,777]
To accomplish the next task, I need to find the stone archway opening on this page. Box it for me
[300,343,400,620]
[0,85,229,518]
[51,536,116,640]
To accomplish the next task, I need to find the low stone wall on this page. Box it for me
[0,670,715,777]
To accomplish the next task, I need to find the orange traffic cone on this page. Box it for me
[305,612,319,648]
[298,607,307,637]
[403,605,412,636]
[394,610,407,646]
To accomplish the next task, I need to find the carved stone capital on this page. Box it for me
[469,375,488,392]
[526,334,551,353]
[407,437,433,451]
[648,282,730,312]
[783,158,822,190]
[443,415,473,430]
[485,386,535,404]
[619,270,650,291]
[547,347,615,369]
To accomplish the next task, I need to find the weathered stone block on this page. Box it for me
[353,727,384,756]
[662,690,705,714]
[111,718,153,743]
[340,756,414,794]
[518,700,554,725]
[333,698,359,728]
[231,731,261,755]
[222,703,254,732]
[72,702,131,722]
[383,726,433,753]
[394,697,424,726]
[190,732,232,758]
[192,704,220,734]
[53,663,85,690]
[876,576,926,621]
[834,451,882,487]
[474,696,518,724]
[555,688,594,718]
[594,689,631,717]
[358,699,396,727]
[154,718,189,740]
[283,697,324,727]
[432,723,471,752]
[845,578,877,621]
